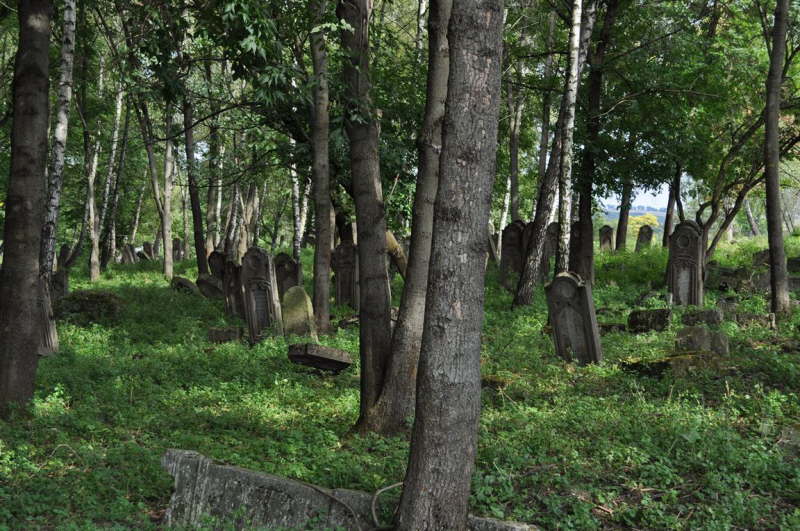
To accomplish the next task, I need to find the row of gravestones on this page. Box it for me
[598,224,653,252]
[544,221,705,364]
[119,238,188,265]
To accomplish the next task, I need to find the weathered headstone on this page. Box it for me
[736,312,777,329]
[282,286,318,341]
[170,276,200,296]
[676,326,729,356]
[331,242,358,309]
[223,260,245,318]
[500,220,526,287]
[196,274,224,299]
[240,247,283,343]
[545,272,603,364]
[599,225,614,251]
[143,241,155,260]
[627,309,671,333]
[788,257,800,274]
[635,225,653,252]
[668,221,704,306]
[288,343,352,372]
[274,252,299,300]
[208,250,225,281]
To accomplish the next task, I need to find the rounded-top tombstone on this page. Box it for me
[635,225,654,252]
[500,220,527,287]
[274,252,299,299]
[241,247,283,343]
[599,225,614,251]
[668,220,704,306]
[545,272,603,365]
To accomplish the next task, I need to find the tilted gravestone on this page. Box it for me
[274,252,299,300]
[170,277,200,296]
[240,247,283,343]
[331,242,358,309]
[143,241,155,260]
[635,225,653,252]
[668,220,704,306]
[196,274,224,299]
[281,286,318,342]
[546,272,603,364]
[599,225,614,251]
[223,260,245,318]
[500,220,527,288]
[208,250,226,281]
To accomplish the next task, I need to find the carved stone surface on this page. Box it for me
[599,225,614,251]
[281,286,318,342]
[545,272,603,364]
[288,343,352,372]
[500,221,527,287]
[274,252,299,300]
[207,327,243,344]
[170,277,200,296]
[208,251,226,281]
[627,309,671,333]
[635,225,653,252]
[161,449,537,531]
[241,248,283,343]
[331,242,358,309]
[196,274,224,299]
[668,220,704,306]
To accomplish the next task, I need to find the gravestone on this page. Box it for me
[668,220,704,306]
[628,309,671,333]
[208,251,226,281]
[240,247,283,343]
[545,272,603,364]
[331,242,358,309]
[281,286,318,341]
[676,326,729,356]
[223,260,245,318]
[143,241,155,260]
[170,277,200,296]
[288,343,352,372]
[599,225,614,251]
[196,274,224,299]
[681,308,723,327]
[172,238,183,261]
[500,220,526,288]
[274,253,299,300]
[635,225,653,252]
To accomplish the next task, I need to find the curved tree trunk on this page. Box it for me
[0,0,52,413]
[337,0,393,432]
[615,178,633,251]
[363,0,450,435]
[396,0,503,526]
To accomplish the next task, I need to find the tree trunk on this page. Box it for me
[205,63,222,256]
[764,0,790,315]
[0,0,52,413]
[615,178,633,251]
[337,0,393,431]
[396,0,503,526]
[102,101,129,268]
[183,97,209,274]
[129,178,146,243]
[744,198,760,236]
[161,112,175,278]
[98,88,123,237]
[291,163,303,263]
[364,0,451,435]
[663,180,676,247]
[310,0,333,334]
[555,0,584,273]
[535,9,557,218]
[508,80,523,222]
[40,0,76,279]
[498,174,511,255]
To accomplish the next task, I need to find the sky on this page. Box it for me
[602,183,670,210]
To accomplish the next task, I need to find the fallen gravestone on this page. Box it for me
[161,449,536,531]
[676,326,729,356]
[635,225,653,252]
[545,272,603,364]
[282,286,319,342]
[274,253,300,300]
[170,277,200,296]
[627,309,671,333]
[288,343,353,372]
[681,308,723,327]
[599,225,614,251]
[668,220,704,306]
[207,327,243,344]
[241,247,283,343]
[196,274,224,299]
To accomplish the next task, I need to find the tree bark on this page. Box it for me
[337,0,393,431]
[764,0,790,315]
[364,0,451,435]
[744,197,760,236]
[183,97,209,274]
[0,0,52,413]
[129,178,146,243]
[310,0,333,334]
[40,0,76,279]
[663,180,675,247]
[102,101,129,268]
[508,79,523,222]
[535,9,557,218]
[396,0,503,526]
[615,178,633,251]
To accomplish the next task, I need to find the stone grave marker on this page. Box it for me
[500,220,526,287]
[676,326,729,356]
[331,242,358,309]
[668,220,704,306]
[288,343,352,372]
[282,286,318,342]
[627,309,671,333]
[223,260,245,318]
[635,225,653,252]
[196,274,224,299]
[170,277,200,296]
[240,247,283,343]
[599,225,614,251]
[208,250,225,280]
[545,272,603,364]
[681,308,723,327]
[274,252,299,299]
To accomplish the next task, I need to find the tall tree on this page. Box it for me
[337,0,394,431]
[396,0,504,526]
[183,96,209,274]
[0,0,52,413]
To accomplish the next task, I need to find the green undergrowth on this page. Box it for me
[1,240,799,529]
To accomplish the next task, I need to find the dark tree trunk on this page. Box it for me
[744,198,760,236]
[534,9,557,217]
[102,101,129,269]
[365,0,451,435]
[396,0,503,526]
[663,180,675,247]
[673,164,685,222]
[183,97,209,275]
[615,178,633,251]
[764,0,790,314]
[0,0,52,413]
[337,0,393,431]
[310,0,332,334]
[508,80,523,222]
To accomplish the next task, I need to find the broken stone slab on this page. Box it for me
[170,276,200,296]
[676,326,729,356]
[208,327,243,344]
[735,313,777,330]
[161,450,537,531]
[627,309,671,333]
[681,308,723,327]
[196,274,224,299]
[288,343,353,373]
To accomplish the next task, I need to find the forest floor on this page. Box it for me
[1,238,799,529]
